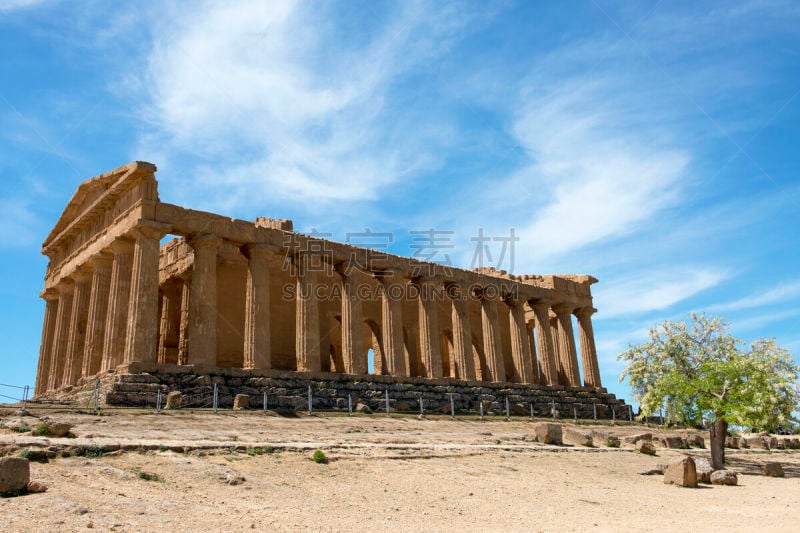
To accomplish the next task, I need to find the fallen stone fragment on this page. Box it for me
[563,427,592,447]
[663,456,697,488]
[694,457,713,484]
[660,436,688,449]
[763,462,784,477]
[233,394,249,410]
[0,457,31,493]
[623,432,652,445]
[635,440,656,455]
[533,423,562,445]
[165,391,182,409]
[26,480,48,493]
[710,470,738,486]
[686,434,705,448]
[22,448,49,463]
[725,437,740,449]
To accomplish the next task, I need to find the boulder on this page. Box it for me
[0,457,31,493]
[26,480,48,493]
[725,437,740,449]
[37,420,73,438]
[686,434,705,448]
[233,394,250,410]
[165,391,182,409]
[355,403,372,414]
[563,427,592,447]
[660,436,688,449]
[511,403,529,416]
[710,470,738,486]
[533,423,562,445]
[623,432,652,445]
[763,462,784,477]
[635,440,657,456]
[742,436,767,449]
[663,456,697,488]
[694,457,713,484]
[591,430,619,447]
[605,436,621,448]
[767,437,780,450]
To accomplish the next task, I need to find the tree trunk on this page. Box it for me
[709,417,727,470]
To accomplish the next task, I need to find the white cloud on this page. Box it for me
[134,0,477,207]
[0,0,49,11]
[707,279,800,312]
[0,198,40,247]
[593,268,728,318]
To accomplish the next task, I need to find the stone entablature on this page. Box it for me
[34,162,604,397]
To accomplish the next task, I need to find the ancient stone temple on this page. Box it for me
[34,162,626,415]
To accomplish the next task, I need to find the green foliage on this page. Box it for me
[312,449,327,464]
[618,313,800,430]
[134,469,164,482]
[31,423,50,437]
[19,449,31,459]
[71,446,106,458]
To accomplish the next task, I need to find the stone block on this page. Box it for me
[710,470,738,486]
[233,394,250,410]
[166,391,182,409]
[725,437,740,449]
[660,436,688,449]
[742,436,767,449]
[694,457,713,483]
[533,423,562,445]
[21,448,49,463]
[563,427,592,447]
[663,456,697,488]
[635,440,656,456]
[686,434,705,448]
[623,432,652,445]
[763,462,784,477]
[0,457,30,493]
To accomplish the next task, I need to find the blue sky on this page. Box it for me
[1,0,799,405]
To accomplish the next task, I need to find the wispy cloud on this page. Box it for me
[593,268,728,318]
[131,0,480,209]
[707,279,800,312]
[0,198,40,247]
[0,0,49,12]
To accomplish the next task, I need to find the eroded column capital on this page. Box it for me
[574,306,597,318]
[71,265,94,283]
[108,237,136,255]
[129,220,171,241]
[188,233,223,250]
[551,303,576,315]
[89,252,114,270]
[241,242,281,259]
[57,278,76,294]
[40,288,59,301]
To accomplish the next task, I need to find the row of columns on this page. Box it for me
[36,230,602,395]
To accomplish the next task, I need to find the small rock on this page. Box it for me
[233,394,250,410]
[26,480,48,493]
[224,472,246,485]
[22,448,49,463]
[355,403,372,414]
[532,422,562,445]
[635,440,656,455]
[710,470,738,486]
[763,462,784,477]
[45,422,74,438]
[165,391,182,409]
[694,458,713,484]
[663,456,697,488]
[0,457,30,493]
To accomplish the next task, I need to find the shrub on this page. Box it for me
[312,450,327,464]
[134,468,164,482]
[31,423,50,437]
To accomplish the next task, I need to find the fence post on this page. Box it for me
[505,397,510,420]
[551,399,556,420]
[21,385,28,411]
[593,402,597,421]
[263,390,268,412]
[450,393,455,419]
[573,406,577,422]
[213,383,218,413]
[156,388,162,412]
[530,402,534,420]
[628,405,633,422]
[611,405,616,422]
[479,396,484,419]
[93,379,100,412]
[419,395,424,417]
[348,393,353,416]
[308,385,313,416]
[385,389,390,417]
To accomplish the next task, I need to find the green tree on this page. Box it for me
[618,313,799,469]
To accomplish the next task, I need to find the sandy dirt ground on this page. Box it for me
[1,409,798,532]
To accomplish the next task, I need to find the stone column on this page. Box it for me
[527,319,540,385]
[177,274,191,365]
[157,283,181,364]
[336,264,365,374]
[554,305,581,386]
[48,280,74,391]
[187,234,222,366]
[576,307,602,387]
[379,274,407,377]
[124,222,169,364]
[417,278,443,379]
[295,253,322,372]
[507,299,533,384]
[34,289,59,395]
[530,301,558,386]
[242,244,274,369]
[449,284,476,381]
[101,238,135,371]
[480,291,505,383]
[82,253,113,378]
[64,267,93,386]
